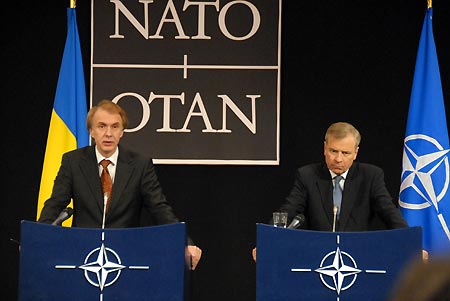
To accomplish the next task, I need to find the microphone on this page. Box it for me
[101,192,108,229]
[287,214,306,229]
[51,207,74,225]
[332,205,338,232]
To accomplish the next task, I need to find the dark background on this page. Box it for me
[2,1,449,300]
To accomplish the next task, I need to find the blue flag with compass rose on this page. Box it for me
[399,7,450,256]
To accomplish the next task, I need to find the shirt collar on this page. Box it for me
[329,169,349,180]
[95,146,119,166]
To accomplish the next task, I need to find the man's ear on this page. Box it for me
[353,146,359,160]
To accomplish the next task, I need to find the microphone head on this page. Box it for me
[51,207,74,225]
[296,214,305,223]
[64,207,74,217]
[287,213,306,229]
[103,192,109,205]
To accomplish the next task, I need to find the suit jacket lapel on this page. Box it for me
[79,146,104,212]
[317,164,334,225]
[339,163,359,229]
[108,146,134,213]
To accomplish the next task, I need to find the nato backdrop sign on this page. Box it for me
[91,0,281,165]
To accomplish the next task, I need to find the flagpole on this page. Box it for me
[423,0,450,246]
[70,0,76,9]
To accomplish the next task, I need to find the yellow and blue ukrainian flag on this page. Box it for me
[37,6,88,225]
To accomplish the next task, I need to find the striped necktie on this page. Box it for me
[333,175,343,219]
[100,159,112,213]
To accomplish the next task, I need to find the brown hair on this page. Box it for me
[324,122,361,147]
[86,100,129,130]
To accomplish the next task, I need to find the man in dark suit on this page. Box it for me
[38,99,202,269]
[279,121,408,232]
[252,121,417,261]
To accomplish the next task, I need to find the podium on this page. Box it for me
[18,221,190,301]
[256,224,422,301]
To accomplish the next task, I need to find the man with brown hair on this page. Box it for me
[39,100,202,269]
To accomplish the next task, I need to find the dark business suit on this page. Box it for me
[38,145,182,230]
[279,162,408,232]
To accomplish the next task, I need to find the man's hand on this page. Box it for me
[252,247,256,262]
[187,245,202,270]
[422,249,429,262]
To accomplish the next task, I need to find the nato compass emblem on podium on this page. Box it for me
[290,235,387,299]
[54,232,149,299]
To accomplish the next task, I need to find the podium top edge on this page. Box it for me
[21,219,186,229]
[256,223,422,234]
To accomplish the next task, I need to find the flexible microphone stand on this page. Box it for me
[101,192,108,230]
[332,205,338,232]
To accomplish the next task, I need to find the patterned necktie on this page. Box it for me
[333,175,343,219]
[100,159,112,213]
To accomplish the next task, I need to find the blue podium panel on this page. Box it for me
[256,224,422,301]
[19,221,188,301]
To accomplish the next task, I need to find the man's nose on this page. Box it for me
[105,126,113,136]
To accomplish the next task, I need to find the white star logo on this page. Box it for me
[315,247,361,294]
[399,134,450,211]
[79,243,126,290]
[54,235,150,297]
[291,235,386,297]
